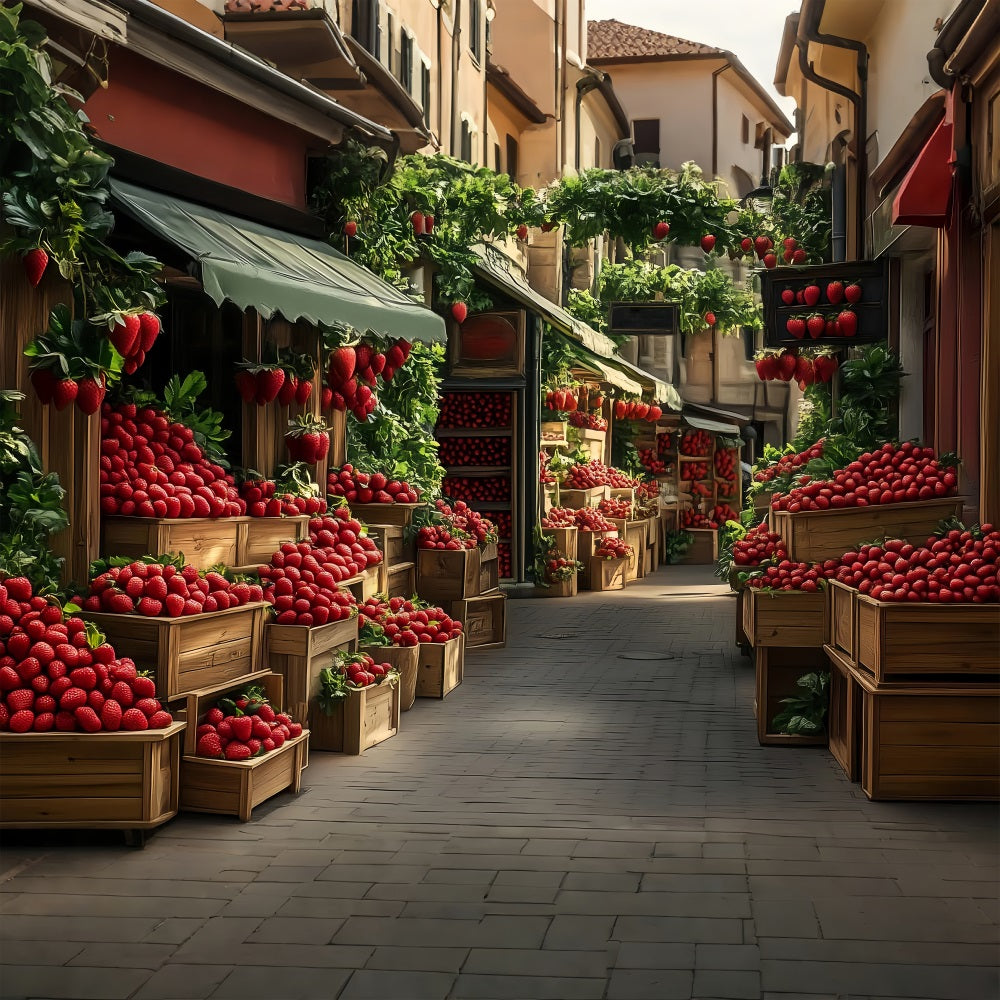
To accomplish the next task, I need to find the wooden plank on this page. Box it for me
[416,634,465,698]
[744,590,826,648]
[239,515,310,567]
[826,581,857,659]
[360,644,420,711]
[102,516,249,569]
[676,528,718,566]
[560,486,611,509]
[827,649,860,781]
[755,646,829,746]
[449,593,506,648]
[416,547,482,602]
[352,502,425,528]
[588,556,627,592]
[386,561,416,599]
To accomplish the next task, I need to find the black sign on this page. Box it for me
[760,260,888,348]
[608,301,679,336]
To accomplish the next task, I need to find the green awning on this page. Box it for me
[683,413,741,436]
[606,356,682,411]
[110,180,446,343]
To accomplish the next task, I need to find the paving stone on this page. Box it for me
[693,968,761,998]
[463,947,607,977]
[66,942,175,969]
[613,942,696,968]
[0,965,148,999]
[245,916,343,944]
[542,915,615,950]
[132,964,233,999]
[606,968,695,999]
[751,900,821,939]
[452,973,607,998]
[695,943,760,970]
[212,966,351,999]
[364,945,469,972]
[614,916,744,944]
[337,969,456,998]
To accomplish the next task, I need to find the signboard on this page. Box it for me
[760,260,889,348]
[607,301,680,337]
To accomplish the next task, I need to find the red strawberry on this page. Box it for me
[295,379,313,405]
[763,253,777,269]
[235,371,256,402]
[136,597,162,617]
[700,234,716,253]
[138,313,161,351]
[59,687,88,711]
[107,592,135,615]
[225,741,252,761]
[197,731,223,757]
[780,288,795,305]
[23,248,48,287]
[321,386,334,409]
[109,316,141,357]
[844,282,862,303]
[148,710,172,728]
[69,666,97,690]
[327,346,356,386]
[794,355,814,383]
[754,235,771,256]
[826,281,844,304]
[344,220,358,237]
[806,315,825,339]
[6,689,35,712]
[135,697,161,717]
[255,368,285,405]
[803,285,821,306]
[450,302,468,324]
[74,706,102,732]
[164,593,185,618]
[121,707,148,731]
[837,310,858,337]
[653,221,670,240]
[29,367,57,404]
[410,211,425,236]
[75,376,106,416]
[740,237,753,253]
[277,375,298,406]
[9,709,34,733]
[777,352,798,381]
[230,715,253,741]
[101,699,123,731]
[51,378,78,411]
[792,249,807,264]
[786,318,806,339]
[754,357,770,380]
[704,312,716,327]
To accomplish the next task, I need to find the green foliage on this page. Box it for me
[346,342,446,495]
[663,530,694,564]
[25,301,121,382]
[791,384,831,453]
[771,671,829,735]
[540,326,580,385]
[611,433,643,477]
[714,519,749,584]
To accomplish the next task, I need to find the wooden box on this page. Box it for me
[0,722,185,833]
[609,487,635,504]
[540,421,568,447]
[180,732,309,822]
[179,672,286,756]
[754,645,830,746]
[365,524,410,566]
[677,528,719,565]
[851,666,1000,801]
[101,515,250,570]
[351,502,425,528]
[308,677,400,754]
[82,602,268,703]
[855,595,1000,683]
[449,593,506,649]
[238,514,310,568]
[825,644,861,781]
[608,518,648,582]
[416,546,483,602]
[543,526,578,563]
[645,517,660,572]
[825,580,858,662]
[416,634,465,698]
[266,615,358,722]
[742,589,826,648]
[359,644,420,711]
[386,561,416,600]
[479,556,499,595]
[560,485,611,509]
[570,427,607,463]
[736,588,752,652]
[537,575,578,598]
[576,528,611,560]
[589,556,627,592]
[771,497,963,563]
[343,564,383,602]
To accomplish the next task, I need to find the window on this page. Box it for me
[494,143,501,172]
[469,0,482,63]
[421,61,432,127]
[594,136,601,168]
[385,12,395,72]
[351,0,379,55]
[741,114,750,144]
[460,118,475,163]
[399,29,413,92]
[505,134,518,179]
[632,118,660,167]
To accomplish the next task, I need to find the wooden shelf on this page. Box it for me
[435,427,513,438]
[443,465,512,476]
[466,502,511,511]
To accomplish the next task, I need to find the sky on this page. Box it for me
[585,0,800,117]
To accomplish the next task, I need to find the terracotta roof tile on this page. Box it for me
[587,19,723,61]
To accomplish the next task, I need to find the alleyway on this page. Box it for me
[1,567,998,1000]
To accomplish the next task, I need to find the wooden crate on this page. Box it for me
[560,485,611,509]
[544,526,578,562]
[850,665,1000,801]
[825,644,861,782]
[479,555,499,596]
[351,502,425,528]
[576,528,611,560]
[589,556,627,592]
[677,528,719,565]
[416,634,465,698]
[101,515,250,569]
[82,603,268,703]
[536,574,579,598]
[360,644,420,711]
[0,722,185,833]
[386,561,416,599]
[416,546,483,602]
[736,588,752,652]
[449,593,506,649]
[772,497,963,563]
[742,589,826,648]
[608,519,648,582]
[825,580,858,662]
[365,524,411,566]
[571,427,607,463]
[308,677,400,754]
[609,487,635,504]
[854,595,1000,684]
[645,517,660,572]
[178,671,286,756]
[266,616,358,722]
[343,564,383,602]
[754,645,830,746]
[180,732,309,822]
[238,514,310,568]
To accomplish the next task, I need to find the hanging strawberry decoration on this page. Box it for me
[700,235,716,253]
[22,247,48,287]
[284,414,331,465]
[451,302,468,324]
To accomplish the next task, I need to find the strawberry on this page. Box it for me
[327,346,356,386]
[837,310,858,337]
[806,315,825,339]
[786,318,806,339]
[653,221,670,240]
[230,715,253,741]
[23,247,48,286]
[136,597,162,617]
[59,687,88,711]
[803,285,821,306]
[450,302,468,324]
[410,211,425,235]
[699,234,716,253]
[792,248,807,264]
[763,253,777,269]
[826,281,844,304]
[704,312,716,327]
[255,367,285,405]
[30,367,57,404]
[69,666,97,690]
[100,699,123,731]
[777,352,798,381]
[138,312,161,352]
[197,731,224,757]
[225,741,252,761]
[740,237,753,253]
[295,379,313,405]
[148,710,172,728]
[9,709,34,733]
[51,378,79,411]
[121,707,149,731]
[75,376,106,415]
[6,689,35,712]
[107,592,135,615]
[754,235,771,256]
[109,315,141,357]
[780,288,795,305]
[74,706,102,732]
[164,593,185,618]
[277,375,298,406]
[235,371,256,402]
[135,697,161,717]
[844,282,863,303]
[344,220,358,237]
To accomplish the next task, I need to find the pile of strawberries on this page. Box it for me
[568,412,608,431]
[325,340,411,421]
[544,387,581,412]
[612,399,663,422]
[639,448,667,475]
[598,497,632,520]
[195,687,302,761]
[358,597,464,646]
[239,477,326,517]
[771,442,957,512]
[332,653,397,689]
[498,543,512,579]
[99,402,245,519]
[260,568,357,626]
[755,352,838,386]
[283,416,331,465]
[430,499,497,547]
[716,480,736,498]
[442,476,510,503]
[564,461,633,490]
[0,576,173,733]
[492,511,512,538]
[328,465,421,505]
[746,558,829,593]
[541,553,584,583]
[689,481,712,499]
[657,432,673,455]
[415,524,476,551]
[712,503,741,525]
[679,429,712,457]
[732,524,787,566]
[543,507,617,532]
[595,537,632,560]
[439,437,511,466]
[681,508,718,529]
[832,527,999,603]
[714,448,737,481]
[755,440,825,484]
[75,561,263,618]
[438,392,512,429]
[682,461,710,481]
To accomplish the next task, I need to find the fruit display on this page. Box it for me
[689,481,712,499]
[425,499,497,547]
[541,553,584,583]
[595,537,633,560]
[681,461,710,481]
[711,503,741,526]
[755,440,825,484]
[714,447,738,481]
[439,437,511,466]
[357,597,463,646]
[306,511,383,574]
[324,340,412,421]
[745,557,828,593]
[539,450,556,485]
[234,363,289,406]
[320,653,398,692]
[639,449,667,475]
[240,469,327,517]
[99,402,245,518]
[771,442,958,513]
[657,432,673,455]
[564,461,634,490]
[438,391,511,429]
[568,411,608,431]
[716,479,737,498]
[498,543,512,578]
[194,684,302,760]
[259,560,358,626]
[612,399,663,422]
[681,508,719,529]
[0,576,173,733]
[544,387,580,412]
[283,415,331,465]
[679,429,712,457]
[732,524,787,567]
[491,511,512,539]
[415,524,475,550]
[442,475,510,503]
[75,559,264,617]
[327,465,421,504]
[598,497,632,520]
[542,508,616,532]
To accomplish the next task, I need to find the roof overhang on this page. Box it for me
[487,60,548,125]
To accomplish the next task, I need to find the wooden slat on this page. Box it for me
[417,547,482,601]
[879,721,999,747]
[239,515,310,567]
[416,634,465,698]
[745,590,825,648]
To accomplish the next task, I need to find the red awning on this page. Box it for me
[891,116,954,227]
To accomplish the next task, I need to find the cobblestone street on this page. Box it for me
[1,566,998,1000]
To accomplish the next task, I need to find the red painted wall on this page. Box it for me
[85,48,313,209]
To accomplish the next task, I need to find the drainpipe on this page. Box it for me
[435,0,444,144]
[450,0,463,157]
[574,72,601,171]
[711,63,730,177]
[796,0,868,258]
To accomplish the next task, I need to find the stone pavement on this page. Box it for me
[1,566,998,1000]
